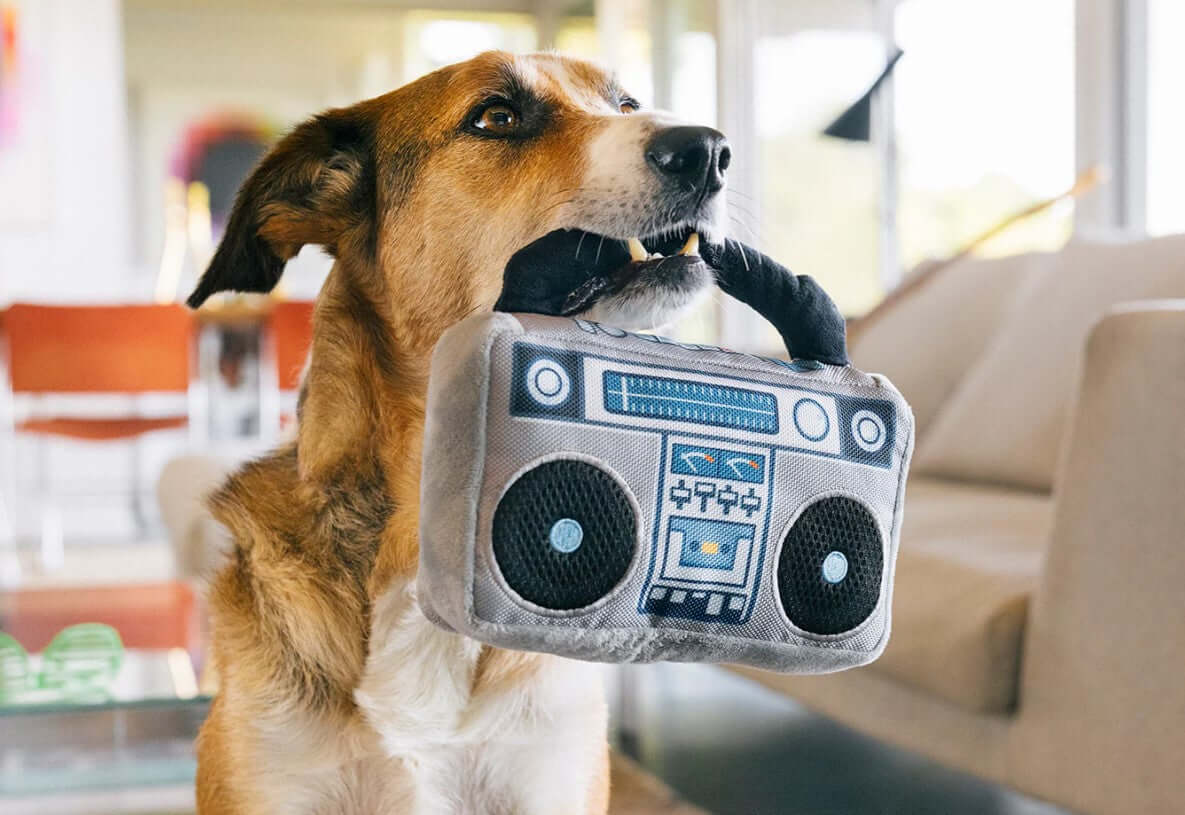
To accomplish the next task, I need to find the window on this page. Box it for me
[403,11,537,78]
[755,28,887,322]
[895,0,1076,265]
[1147,0,1185,235]
[737,0,1076,352]
[557,6,653,106]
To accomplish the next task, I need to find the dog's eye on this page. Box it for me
[619,100,639,114]
[474,104,520,134]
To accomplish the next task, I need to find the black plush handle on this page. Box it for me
[703,239,849,366]
[495,230,849,365]
[494,230,628,316]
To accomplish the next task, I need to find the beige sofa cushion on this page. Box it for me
[869,477,1052,713]
[851,252,1046,436]
[915,234,1185,491]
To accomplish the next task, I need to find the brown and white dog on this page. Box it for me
[187,51,728,814]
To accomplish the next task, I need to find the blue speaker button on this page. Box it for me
[850,409,887,453]
[793,398,830,442]
[526,358,571,407]
[822,551,849,584]
[549,519,584,553]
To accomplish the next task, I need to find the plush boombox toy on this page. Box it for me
[418,232,914,674]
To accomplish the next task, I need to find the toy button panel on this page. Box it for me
[645,437,774,624]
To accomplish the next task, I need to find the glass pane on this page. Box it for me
[755,28,886,334]
[895,0,1075,266]
[402,11,537,79]
[556,0,714,123]
[1147,0,1185,236]
[556,15,599,59]
[671,28,717,125]
[557,2,653,104]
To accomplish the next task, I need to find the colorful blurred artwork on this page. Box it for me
[170,112,276,231]
[155,112,277,302]
[0,0,50,224]
[0,2,19,145]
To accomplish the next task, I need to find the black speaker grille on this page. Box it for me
[777,496,883,635]
[492,459,636,610]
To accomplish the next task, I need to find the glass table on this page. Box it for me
[1,649,210,807]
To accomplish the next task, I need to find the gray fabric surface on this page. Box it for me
[418,313,914,674]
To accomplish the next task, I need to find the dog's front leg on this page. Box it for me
[482,698,611,815]
[356,579,610,815]
[355,579,489,815]
[355,580,481,756]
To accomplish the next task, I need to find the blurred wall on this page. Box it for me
[0,0,132,302]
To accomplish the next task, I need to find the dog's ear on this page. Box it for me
[186,108,375,308]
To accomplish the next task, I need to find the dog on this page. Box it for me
[185,51,730,814]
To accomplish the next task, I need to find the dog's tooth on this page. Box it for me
[679,232,700,257]
[627,237,648,263]
[649,252,664,260]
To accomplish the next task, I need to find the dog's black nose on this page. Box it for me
[646,126,731,195]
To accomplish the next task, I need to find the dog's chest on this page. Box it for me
[356,581,603,743]
[349,581,608,812]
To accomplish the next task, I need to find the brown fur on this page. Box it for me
[190,52,634,813]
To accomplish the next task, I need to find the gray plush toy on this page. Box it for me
[417,235,912,673]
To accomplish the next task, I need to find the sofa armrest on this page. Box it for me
[1012,300,1185,813]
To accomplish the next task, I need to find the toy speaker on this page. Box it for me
[417,313,914,673]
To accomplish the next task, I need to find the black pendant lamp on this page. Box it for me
[823,49,904,142]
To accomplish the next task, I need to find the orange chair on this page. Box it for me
[0,304,196,560]
[263,299,315,433]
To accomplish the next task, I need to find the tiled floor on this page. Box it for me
[611,663,1075,815]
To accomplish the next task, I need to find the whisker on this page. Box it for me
[575,231,588,259]
[725,197,760,222]
[728,217,767,248]
[725,187,760,203]
[536,198,577,218]
[536,185,626,212]
[595,235,606,264]
[727,214,767,253]
[455,302,483,322]
[727,237,751,272]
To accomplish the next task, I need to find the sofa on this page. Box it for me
[729,233,1185,815]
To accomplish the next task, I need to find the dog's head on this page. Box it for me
[188,51,728,343]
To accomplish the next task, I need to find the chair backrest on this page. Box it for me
[269,300,315,391]
[2,304,193,394]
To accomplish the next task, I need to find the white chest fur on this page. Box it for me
[353,581,609,815]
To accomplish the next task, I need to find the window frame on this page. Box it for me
[537,0,1151,348]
